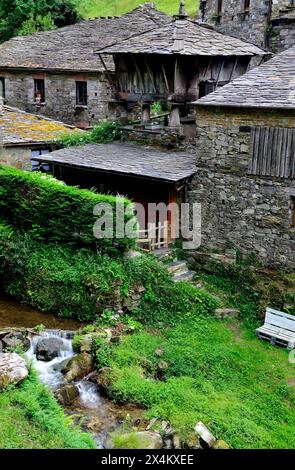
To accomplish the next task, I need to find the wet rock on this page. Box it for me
[36,337,64,362]
[64,352,93,382]
[1,331,30,352]
[107,431,163,450]
[212,440,231,449]
[77,331,112,354]
[194,422,216,448]
[0,353,28,389]
[54,384,79,406]
[52,357,71,373]
[96,367,114,396]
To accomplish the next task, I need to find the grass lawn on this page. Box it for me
[104,309,295,449]
[78,0,199,18]
[0,372,95,449]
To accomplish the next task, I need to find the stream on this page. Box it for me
[0,295,144,448]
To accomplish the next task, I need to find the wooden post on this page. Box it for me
[141,103,151,124]
[169,104,181,127]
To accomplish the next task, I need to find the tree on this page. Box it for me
[0,0,81,42]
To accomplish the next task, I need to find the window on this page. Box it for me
[34,79,45,101]
[76,81,88,106]
[217,0,223,16]
[0,77,5,99]
[244,0,250,12]
[31,149,51,172]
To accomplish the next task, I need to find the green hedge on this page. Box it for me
[0,165,135,252]
[1,233,218,322]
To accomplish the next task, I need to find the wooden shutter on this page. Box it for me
[248,127,295,179]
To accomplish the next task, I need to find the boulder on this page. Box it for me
[107,431,163,450]
[95,367,114,396]
[2,332,30,352]
[36,337,64,362]
[64,352,93,382]
[52,357,71,373]
[212,440,231,449]
[0,353,28,390]
[194,422,216,448]
[54,384,79,406]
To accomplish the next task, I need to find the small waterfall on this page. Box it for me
[26,330,76,389]
[77,381,102,408]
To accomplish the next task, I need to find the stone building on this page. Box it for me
[189,45,295,269]
[97,2,267,145]
[0,103,77,169]
[0,4,170,128]
[199,0,295,51]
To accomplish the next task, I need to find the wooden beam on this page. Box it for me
[161,63,169,93]
[98,54,114,87]
[132,56,145,94]
[144,58,156,93]
[215,59,225,89]
[228,57,238,82]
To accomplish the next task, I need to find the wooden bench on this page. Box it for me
[256,307,295,350]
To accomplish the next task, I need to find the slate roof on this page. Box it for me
[1,105,78,146]
[194,45,295,110]
[0,5,171,73]
[96,18,267,57]
[32,142,196,182]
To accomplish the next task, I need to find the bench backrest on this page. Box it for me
[265,307,295,333]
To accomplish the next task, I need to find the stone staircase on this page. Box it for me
[154,248,196,283]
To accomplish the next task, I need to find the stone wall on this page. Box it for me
[0,145,48,170]
[200,0,270,47]
[270,17,295,51]
[199,0,295,51]
[188,106,295,268]
[0,70,113,128]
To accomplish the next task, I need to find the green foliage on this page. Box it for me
[18,13,56,36]
[92,337,113,369]
[130,256,219,325]
[59,121,122,148]
[78,0,199,18]
[0,370,95,449]
[0,0,81,42]
[105,317,295,449]
[0,165,135,252]
[0,230,218,323]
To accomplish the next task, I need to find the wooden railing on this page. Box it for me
[137,221,170,251]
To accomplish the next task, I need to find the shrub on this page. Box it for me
[0,165,135,253]
[58,121,122,148]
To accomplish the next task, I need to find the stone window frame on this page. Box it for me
[76,81,88,107]
[34,78,46,103]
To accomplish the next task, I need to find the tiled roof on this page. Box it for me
[0,5,171,73]
[32,142,196,182]
[1,105,78,145]
[96,18,267,57]
[194,45,295,110]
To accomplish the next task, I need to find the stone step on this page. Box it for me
[167,261,188,276]
[153,248,174,261]
[173,271,196,283]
